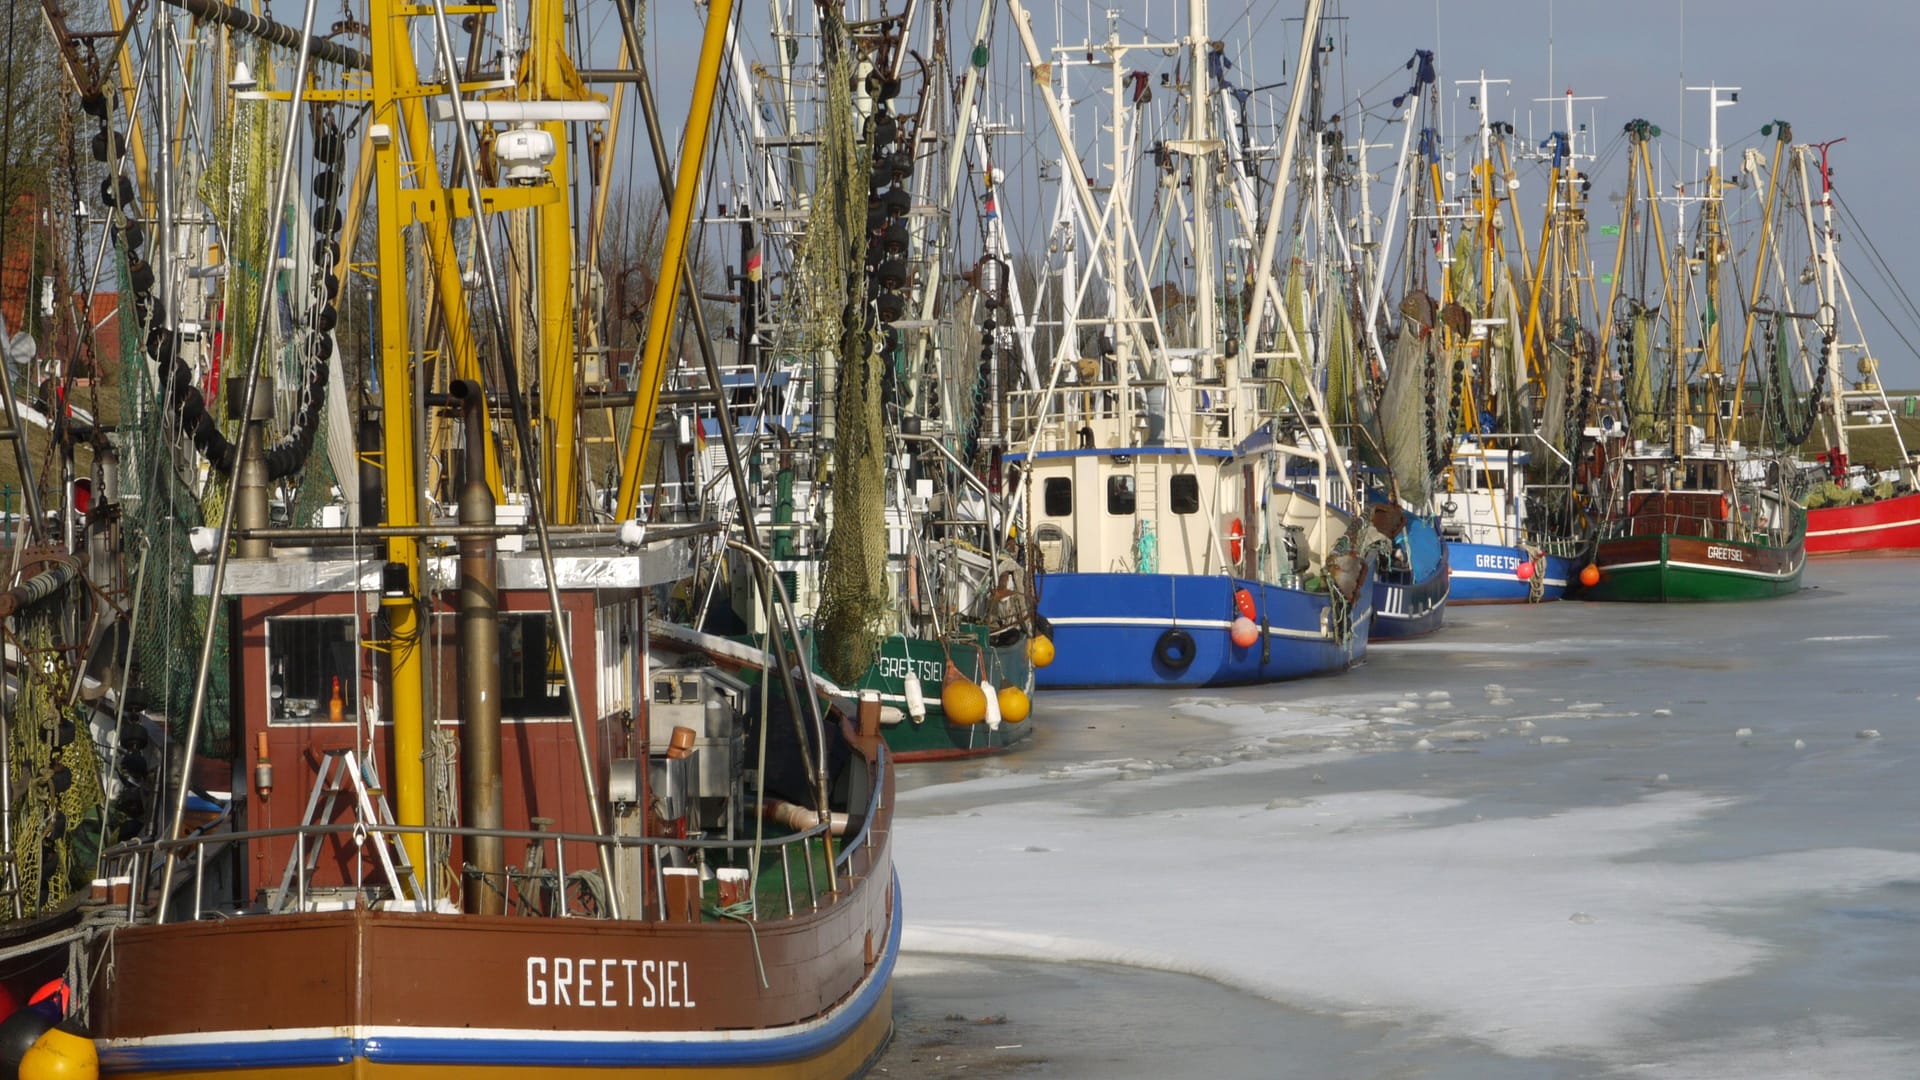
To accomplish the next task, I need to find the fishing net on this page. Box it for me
[807,12,888,686]
[5,591,104,916]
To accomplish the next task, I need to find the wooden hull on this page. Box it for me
[97,899,897,1078]
[1806,491,1920,555]
[1586,533,1804,602]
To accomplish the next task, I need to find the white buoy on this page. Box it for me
[902,673,927,722]
[981,679,1002,730]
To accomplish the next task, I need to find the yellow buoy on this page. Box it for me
[941,664,988,725]
[19,1024,98,1080]
[997,685,1031,724]
[1027,635,1056,669]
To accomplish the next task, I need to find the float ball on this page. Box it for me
[1514,560,1535,582]
[1230,616,1259,648]
[997,685,1031,724]
[1026,635,1056,669]
[18,1022,95,1080]
[1580,564,1601,587]
[941,678,988,725]
[0,1008,54,1075]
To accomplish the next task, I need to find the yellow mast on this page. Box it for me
[526,0,596,522]
[1728,122,1791,434]
[357,0,562,870]
[613,0,739,521]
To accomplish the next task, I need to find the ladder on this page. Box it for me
[273,748,423,913]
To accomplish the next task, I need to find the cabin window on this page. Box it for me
[433,612,573,720]
[1043,477,1072,517]
[1170,474,1200,514]
[1479,469,1506,491]
[1107,475,1136,515]
[266,616,359,724]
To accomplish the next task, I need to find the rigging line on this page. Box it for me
[1840,263,1920,368]
[1831,188,1920,333]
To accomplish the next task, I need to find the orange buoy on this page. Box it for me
[997,685,1031,724]
[1229,616,1259,648]
[1232,588,1256,620]
[941,663,988,725]
[1227,518,1245,563]
[1579,564,1601,588]
[1514,560,1535,582]
[1027,635,1056,669]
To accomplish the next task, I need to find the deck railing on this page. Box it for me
[100,749,886,928]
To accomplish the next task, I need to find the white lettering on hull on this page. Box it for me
[1704,545,1746,563]
[875,654,946,683]
[1472,554,1523,570]
[527,956,697,1009]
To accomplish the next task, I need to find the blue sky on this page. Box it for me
[622,0,1920,386]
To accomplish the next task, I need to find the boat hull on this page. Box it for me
[1806,490,1920,555]
[1586,533,1804,602]
[1445,543,1571,604]
[850,629,1034,762]
[96,894,898,1079]
[1369,561,1449,639]
[1033,572,1371,689]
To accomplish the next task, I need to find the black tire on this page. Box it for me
[1153,628,1196,672]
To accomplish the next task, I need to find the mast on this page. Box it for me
[1688,83,1738,446]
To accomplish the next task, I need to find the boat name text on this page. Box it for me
[1473,554,1523,570]
[875,655,946,684]
[526,957,696,1009]
[1705,545,1745,563]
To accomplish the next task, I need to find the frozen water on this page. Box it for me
[893,560,1920,1076]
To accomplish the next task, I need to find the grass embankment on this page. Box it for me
[0,371,122,516]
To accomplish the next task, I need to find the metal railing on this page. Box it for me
[101,756,885,928]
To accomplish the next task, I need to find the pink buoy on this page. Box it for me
[1515,560,1535,582]
[1230,616,1259,648]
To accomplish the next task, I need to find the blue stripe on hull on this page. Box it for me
[1033,573,1371,688]
[1445,543,1570,604]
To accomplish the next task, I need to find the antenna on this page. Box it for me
[1685,83,1740,175]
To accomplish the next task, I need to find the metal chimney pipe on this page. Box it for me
[452,379,504,914]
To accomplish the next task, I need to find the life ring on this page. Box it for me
[1228,518,1245,564]
[1154,628,1196,672]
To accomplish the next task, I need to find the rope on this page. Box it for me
[703,899,768,987]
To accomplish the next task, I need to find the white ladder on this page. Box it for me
[273,748,423,912]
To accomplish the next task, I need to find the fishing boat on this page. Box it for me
[1585,103,1806,601]
[28,0,901,1074]
[998,0,1375,689]
[1290,45,1449,641]
[1437,439,1574,603]
[1790,141,1920,555]
[1413,80,1607,604]
[634,0,1038,759]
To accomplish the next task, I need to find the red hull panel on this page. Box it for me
[1806,492,1920,555]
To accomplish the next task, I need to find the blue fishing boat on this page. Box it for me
[1436,441,1577,604]
[1368,510,1451,638]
